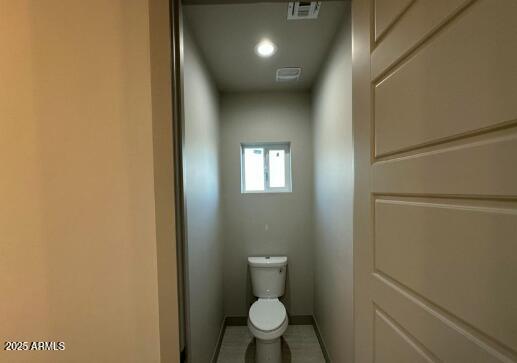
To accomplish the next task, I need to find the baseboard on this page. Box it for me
[312,316,331,362]
[210,317,227,363]
[289,314,314,325]
[225,316,247,326]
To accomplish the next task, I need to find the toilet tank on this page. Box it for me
[248,256,287,298]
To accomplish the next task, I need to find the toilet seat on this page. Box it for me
[248,298,288,340]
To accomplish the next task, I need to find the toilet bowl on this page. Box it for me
[247,256,288,363]
[248,298,288,363]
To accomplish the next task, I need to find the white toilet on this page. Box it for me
[248,256,288,363]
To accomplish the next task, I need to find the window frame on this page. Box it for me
[240,142,292,194]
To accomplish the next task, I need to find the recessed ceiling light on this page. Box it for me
[255,39,277,58]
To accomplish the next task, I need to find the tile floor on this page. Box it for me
[216,325,326,363]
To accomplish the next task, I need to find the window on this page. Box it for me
[241,143,292,193]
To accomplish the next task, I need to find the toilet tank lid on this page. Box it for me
[248,256,287,267]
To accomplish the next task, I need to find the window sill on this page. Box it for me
[241,190,292,195]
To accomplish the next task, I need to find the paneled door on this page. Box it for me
[353,0,517,362]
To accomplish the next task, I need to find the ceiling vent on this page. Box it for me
[287,2,321,20]
[276,67,302,82]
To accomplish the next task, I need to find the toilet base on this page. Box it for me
[255,337,281,363]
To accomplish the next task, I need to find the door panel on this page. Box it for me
[374,307,437,363]
[374,0,517,157]
[373,128,517,196]
[372,275,511,363]
[353,0,517,361]
[374,0,414,42]
[371,0,469,80]
[375,197,517,352]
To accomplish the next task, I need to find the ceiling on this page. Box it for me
[183,1,347,92]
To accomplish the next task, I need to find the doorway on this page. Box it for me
[175,1,353,362]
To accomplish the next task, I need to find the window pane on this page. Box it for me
[269,149,285,188]
[244,148,264,191]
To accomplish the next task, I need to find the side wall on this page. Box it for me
[220,92,314,317]
[183,27,224,363]
[0,0,180,362]
[312,6,354,362]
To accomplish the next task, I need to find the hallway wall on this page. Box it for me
[183,27,224,363]
[0,0,179,362]
[220,92,314,317]
[312,5,354,362]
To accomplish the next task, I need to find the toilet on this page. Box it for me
[248,256,288,363]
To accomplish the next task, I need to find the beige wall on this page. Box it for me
[220,92,314,317]
[312,5,354,362]
[183,27,224,363]
[0,1,178,362]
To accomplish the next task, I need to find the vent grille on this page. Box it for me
[276,67,302,82]
[287,1,321,20]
